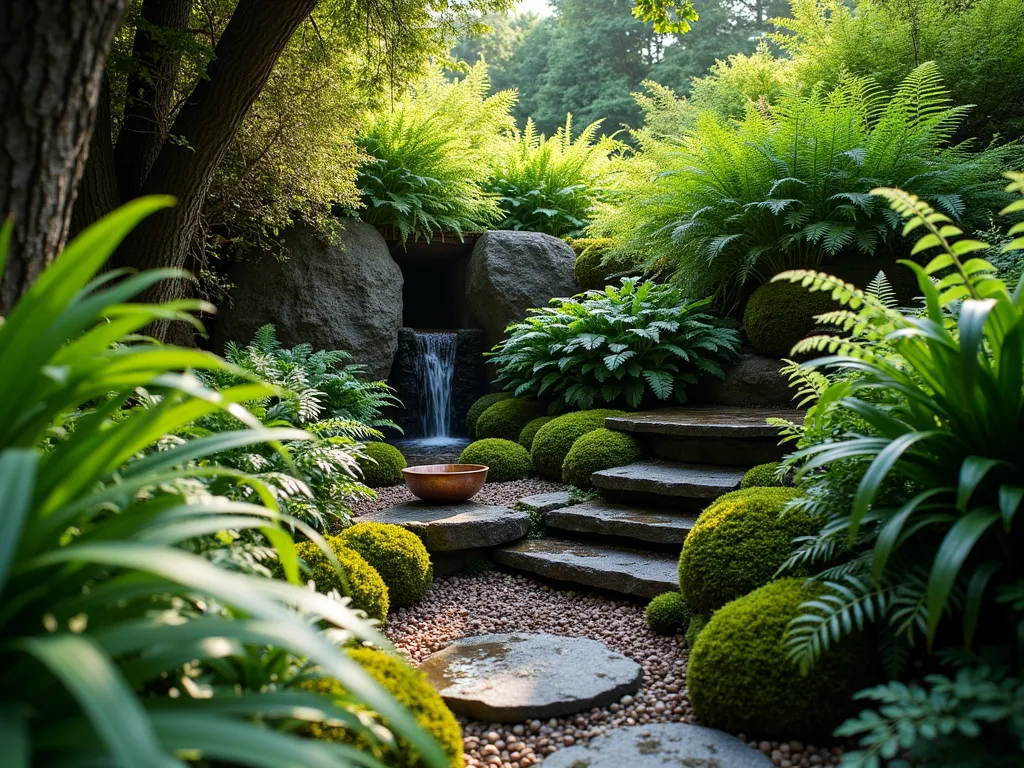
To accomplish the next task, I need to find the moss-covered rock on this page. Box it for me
[740,462,785,489]
[302,647,464,768]
[645,592,691,636]
[570,238,636,291]
[743,279,838,358]
[561,427,643,489]
[518,415,555,451]
[678,487,817,615]
[293,539,389,623]
[531,409,626,480]
[688,578,869,739]
[337,522,432,608]
[476,398,547,442]
[357,442,407,488]
[466,392,512,437]
[459,438,532,482]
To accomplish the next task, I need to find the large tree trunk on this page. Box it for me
[114,0,318,339]
[114,0,191,200]
[0,0,128,314]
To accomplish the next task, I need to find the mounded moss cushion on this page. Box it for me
[302,647,464,768]
[740,462,785,489]
[337,522,432,608]
[561,427,643,489]
[475,398,547,442]
[570,238,635,291]
[685,612,710,647]
[293,539,389,623]
[531,409,626,480]
[466,392,512,437]
[688,578,869,739]
[357,442,407,488]
[459,438,533,482]
[743,279,839,358]
[646,592,691,636]
[678,487,818,615]
[519,416,555,451]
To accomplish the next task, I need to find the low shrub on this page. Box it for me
[570,237,636,290]
[293,539,389,623]
[475,398,547,442]
[518,415,555,450]
[357,442,407,488]
[531,409,625,480]
[561,428,642,489]
[688,578,868,739]
[740,462,785,489]
[646,592,691,636]
[743,280,838,358]
[490,279,740,409]
[459,438,533,482]
[678,488,816,615]
[303,647,464,767]
[466,392,511,436]
[337,523,432,608]
[685,612,710,647]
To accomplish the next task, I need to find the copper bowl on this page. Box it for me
[402,464,488,503]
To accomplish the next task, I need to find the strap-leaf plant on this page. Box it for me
[775,172,1024,682]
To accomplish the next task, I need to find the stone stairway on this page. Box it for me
[495,406,802,598]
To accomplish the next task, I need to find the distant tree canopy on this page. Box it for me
[453,0,788,136]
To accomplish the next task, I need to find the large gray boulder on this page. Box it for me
[708,353,796,408]
[466,231,578,347]
[216,220,402,380]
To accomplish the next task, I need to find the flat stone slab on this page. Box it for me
[362,501,528,551]
[543,723,773,768]
[517,490,574,514]
[419,633,642,721]
[495,538,678,597]
[592,460,745,500]
[606,406,802,438]
[547,499,696,545]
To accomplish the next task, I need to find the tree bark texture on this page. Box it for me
[114,0,319,317]
[0,0,128,314]
[114,0,191,200]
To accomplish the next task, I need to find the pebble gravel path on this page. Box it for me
[386,571,845,768]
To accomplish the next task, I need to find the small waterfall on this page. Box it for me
[414,332,457,438]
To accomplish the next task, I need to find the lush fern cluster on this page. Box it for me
[595,63,1017,307]
[489,278,740,409]
[191,324,403,529]
[486,116,620,238]
[775,175,1024,762]
[355,63,516,243]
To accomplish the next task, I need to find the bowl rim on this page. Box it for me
[402,463,488,476]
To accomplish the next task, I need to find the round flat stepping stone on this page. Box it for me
[542,723,773,767]
[362,501,528,551]
[419,633,642,721]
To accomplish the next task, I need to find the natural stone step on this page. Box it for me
[606,407,802,466]
[542,723,773,768]
[546,499,696,545]
[419,633,642,722]
[361,501,528,551]
[592,460,744,503]
[494,538,678,598]
[605,406,802,438]
[516,490,574,515]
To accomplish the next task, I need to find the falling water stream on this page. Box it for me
[414,332,458,438]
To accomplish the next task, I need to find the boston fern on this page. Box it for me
[596,62,1018,306]
[489,279,740,409]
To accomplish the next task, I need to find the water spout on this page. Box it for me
[414,332,457,438]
